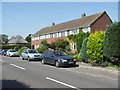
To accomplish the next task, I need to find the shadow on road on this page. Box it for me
[1,79,30,88]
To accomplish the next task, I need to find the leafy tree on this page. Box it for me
[103,22,120,66]
[50,39,69,51]
[68,30,89,53]
[86,31,104,64]
[0,34,8,44]
[18,47,28,55]
[80,38,89,62]
[25,34,32,48]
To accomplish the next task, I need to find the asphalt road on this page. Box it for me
[0,55,119,89]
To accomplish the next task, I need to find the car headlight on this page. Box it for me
[61,59,67,62]
[74,59,76,61]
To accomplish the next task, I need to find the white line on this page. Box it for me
[10,63,26,70]
[0,60,4,62]
[46,77,77,89]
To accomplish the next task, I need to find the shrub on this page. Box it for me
[37,40,49,53]
[18,47,28,55]
[103,22,120,66]
[86,31,104,64]
[80,38,89,62]
[0,44,16,49]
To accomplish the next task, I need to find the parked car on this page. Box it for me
[41,50,76,67]
[1,49,8,56]
[6,49,19,57]
[21,49,42,61]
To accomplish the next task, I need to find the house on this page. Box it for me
[8,35,28,45]
[31,11,112,52]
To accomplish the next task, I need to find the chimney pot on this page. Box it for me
[81,13,86,18]
[52,23,55,26]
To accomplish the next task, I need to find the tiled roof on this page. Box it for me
[33,11,105,36]
[8,35,28,44]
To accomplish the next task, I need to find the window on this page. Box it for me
[82,27,91,33]
[40,35,45,39]
[45,34,50,39]
[32,37,39,40]
[70,43,77,50]
[61,31,65,37]
[53,32,58,38]
[70,29,79,35]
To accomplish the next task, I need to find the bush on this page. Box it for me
[80,38,89,63]
[18,47,28,55]
[103,22,120,66]
[86,31,104,64]
[0,44,16,49]
[37,40,49,53]
[36,45,48,53]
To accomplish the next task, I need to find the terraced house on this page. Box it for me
[31,11,112,52]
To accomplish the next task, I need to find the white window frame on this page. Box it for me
[45,34,50,39]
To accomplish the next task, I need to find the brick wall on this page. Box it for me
[90,12,112,33]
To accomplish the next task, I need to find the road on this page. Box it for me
[0,55,119,89]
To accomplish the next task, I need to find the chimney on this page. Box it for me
[52,23,55,26]
[81,13,86,18]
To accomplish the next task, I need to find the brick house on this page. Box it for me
[31,11,112,52]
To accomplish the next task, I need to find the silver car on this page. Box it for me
[21,49,41,61]
[6,49,19,57]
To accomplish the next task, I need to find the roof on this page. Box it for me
[33,11,106,37]
[8,35,28,44]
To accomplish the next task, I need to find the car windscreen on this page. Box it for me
[54,51,66,56]
[10,50,16,52]
[28,50,37,53]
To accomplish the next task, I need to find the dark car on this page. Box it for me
[0,49,8,56]
[41,50,76,67]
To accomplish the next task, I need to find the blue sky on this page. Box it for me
[1,2,118,38]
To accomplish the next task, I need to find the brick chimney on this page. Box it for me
[52,23,55,26]
[81,13,86,18]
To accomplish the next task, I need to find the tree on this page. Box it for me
[103,22,120,66]
[68,30,90,53]
[80,38,89,62]
[25,34,32,48]
[0,34,8,44]
[86,31,104,64]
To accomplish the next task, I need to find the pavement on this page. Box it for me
[0,55,119,89]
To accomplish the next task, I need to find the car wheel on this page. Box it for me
[22,57,24,60]
[41,59,45,64]
[55,61,60,67]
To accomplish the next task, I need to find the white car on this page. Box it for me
[21,49,41,61]
[6,49,19,57]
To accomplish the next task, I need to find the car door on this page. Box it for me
[47,51,56,64]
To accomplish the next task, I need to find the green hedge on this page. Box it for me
[0,44,17,49]
[18,47,28,55]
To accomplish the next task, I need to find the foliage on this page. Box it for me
[103,22,120,66]
[50,39,69,51]
[68,30,90,53]
[86,31,104,64]
[25,34,32,48]
[0,44,16,49]
[0,34,8,44]
[80,38,89,62]
[18,46,28,55]
[37,40,50,53]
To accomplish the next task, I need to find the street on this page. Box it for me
[0,55,118,89]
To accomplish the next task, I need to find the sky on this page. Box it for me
[1,1,119,39]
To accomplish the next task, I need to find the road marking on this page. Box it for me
[0,60,4,62]
[46,77,77,89]
[10,63,26,70]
